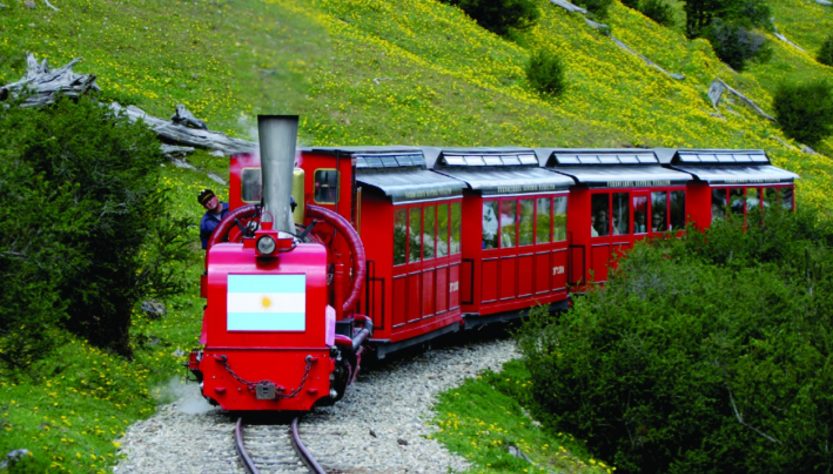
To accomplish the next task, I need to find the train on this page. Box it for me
[188,115,798,412]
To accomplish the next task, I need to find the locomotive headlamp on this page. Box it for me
[256,235,277,256]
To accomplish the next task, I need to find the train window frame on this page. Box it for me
[591,193,610,237]
[240,167,263,203]
[394,207,407,266]
[313,168,340,204]
[482,199,499,250]
[437,203,449,258]
[670,190,686,231]
[612,192,630,235]
[553,195,568,242]
[535,197,552,244]
[499,199,517,248]
[519,198,535,246]
[651,191,668,233]
[450,201,462,255]
[423,204,436,260]
[409,206,422,263]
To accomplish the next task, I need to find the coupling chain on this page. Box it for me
[217,354,314,399]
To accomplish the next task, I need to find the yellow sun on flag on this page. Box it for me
[261,295,272,309]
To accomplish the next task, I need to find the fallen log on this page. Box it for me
[708,78,776,122]
[0,53,99,107]
[110,102,256,156]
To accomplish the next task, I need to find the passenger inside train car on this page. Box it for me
[427,147,575,323]
[540,148,693,287]
[666,149,799,229]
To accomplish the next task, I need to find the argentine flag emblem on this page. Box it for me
[227,274,306,331]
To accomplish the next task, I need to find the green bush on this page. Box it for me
[705,19,771,71]
[443,0,539,36]
[518,209,833,473]
[0,96,164,366]
[817,34,833,67]
[527,49,566,97]
[773,80,833,147]
[574,0,613,18]
[683,0,770,38]
[639,0,674,26]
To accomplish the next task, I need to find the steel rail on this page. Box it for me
[290,416,327,474]
[234,417,260,474]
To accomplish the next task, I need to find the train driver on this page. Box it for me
[198,188,230,249]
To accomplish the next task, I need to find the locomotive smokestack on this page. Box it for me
[258,115,298,234]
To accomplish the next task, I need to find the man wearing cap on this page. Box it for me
[198,189,230,249]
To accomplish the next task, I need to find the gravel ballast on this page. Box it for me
[114,336,519,473]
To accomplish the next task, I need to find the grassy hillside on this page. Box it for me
[1,0,832,471]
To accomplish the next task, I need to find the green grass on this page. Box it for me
[432,359,612,473]
[1,0,833,471]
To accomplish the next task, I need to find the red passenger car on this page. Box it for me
[667,149,798,229]
[541,149,693,287]
[346,148,467,357]
[429,148,575,323]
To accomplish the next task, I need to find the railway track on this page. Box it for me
[234,417,326,474]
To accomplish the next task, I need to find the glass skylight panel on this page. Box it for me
[599,155,619,164]
[556,155,580,165]
[502,155,521,165]
[619,156,639,164]
[465,155,486,166]
[484,155,503,166]
[698,154,718,163]
[716,154,734,163]
[444,156,466,166]
[519,155,538,165]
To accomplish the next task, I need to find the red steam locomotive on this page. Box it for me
[189,115,798,412]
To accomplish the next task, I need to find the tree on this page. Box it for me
[818,34,833,67]
[444,0,539,36]
[683,0,770,38]
[774,80,833,147]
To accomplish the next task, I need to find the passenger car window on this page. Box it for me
[553,196,567,242]
[519,199,534,246]
[241,168,262,203]
[482,200,499,249]
[591,194,609,237]
[423,205,435,259]
[782,187,794,210]
[651,191,667,232]
[730,188,744,216]
[712,189,726,222]
[437,204,449,257]
[314,169,339,204]
[612,193,630,235]
[500,200,517,248]
[394,208,407,265]
[451,202,461,254]
[633,195,648,234]
[409,207,421,262]
[536,197,551,244]
[670,191,685,230]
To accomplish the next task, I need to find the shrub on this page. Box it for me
[527,49,566,97]
[773,80,833,147]
[574,0,614,18]
[639,0,674,26]
[518,210,833,473]
[444,0,539,36]
[0,96,164,366]
[818,34,833,67]
[704,19,771,70]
